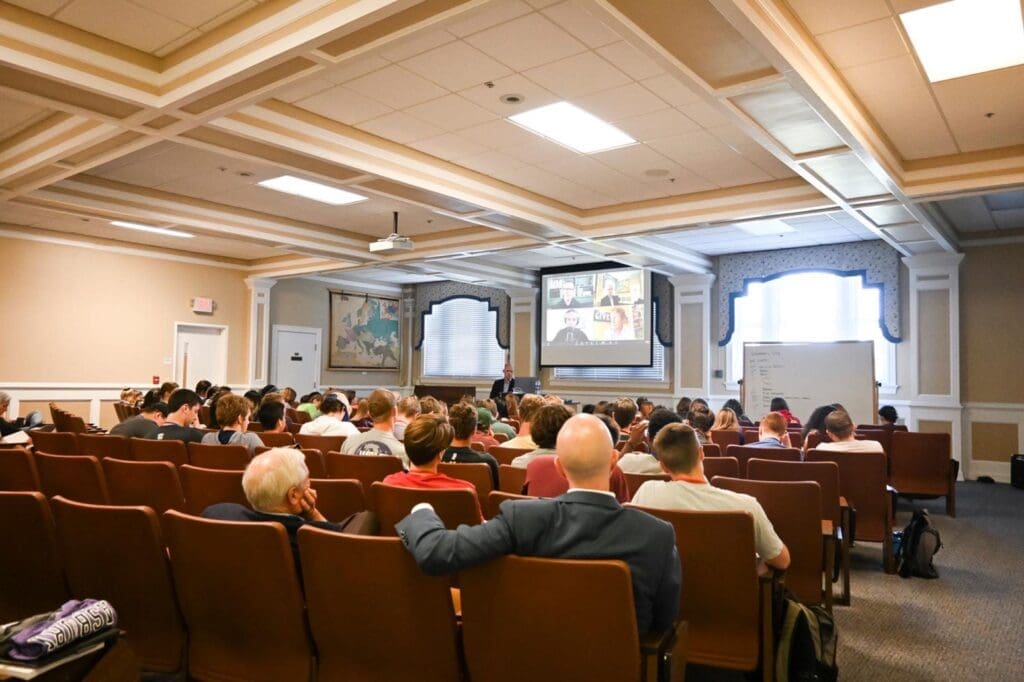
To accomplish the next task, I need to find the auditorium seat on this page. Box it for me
[438,461,493,497]
[51,497,186,674]
[294,433,346,457]
[727,445,801,476]
[164,511,313,681]
[623,472,670,499]
[371,483,481,535]
[459,555,686,682]
[102,458,186,515]
[29,429,79,455]
[325,452,403,492]
[76,433,131,460]
[179,465,248,515]
[890,431,955,516]
[470,441,485,452]
[702,457,739,480]
[309,479,365,522]
[255,431,295,448]
[0,446,40,491]
[297,529,461,681]
[187,443,250,470]
[35,452,110,504]
[485,490,533,519]
[302,448,327,478]
[487,445,533,466]
[701,443,721,458]
[712,478,829,610]
[493,432,509,443]
[0,492,68,623]
[710,430,740,448]
[131,438,188,466]
[498,464,526,494]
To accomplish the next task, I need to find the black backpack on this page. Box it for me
[897,508,942,579]
[774,598,838,681]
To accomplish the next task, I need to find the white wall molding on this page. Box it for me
[671,273,716,399]
[245,277,276,388]
[961,402,1024,483]
[508,287,539,377]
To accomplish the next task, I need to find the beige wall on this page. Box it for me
[961,244,1024,404]
[269,278,400,389]
[918,288,951,395]
[971,422,1018,463]
[1,237,250,384]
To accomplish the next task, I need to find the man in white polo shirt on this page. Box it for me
[816,410,885,454]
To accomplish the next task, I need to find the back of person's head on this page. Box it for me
[825,410,854,439]
[194,380,212,398]
[481,399,498,417]
[760,412,787,437]
[654,423,701,475]
[686,408,714,434]
[260,384,278,397]
[320,396,346,416]
[141,389,160,409]
[691,397,709,409]
[803,404,837,437]
[398,396,422,418]
[769,397,789,412]
[581,404,596,414]
[595,413,620,445]
[517,394,545,423]
[367,388,396,422]
[418,396,443,416]
[216,394,249,427]
[281,387,297,405]
[712,408,738,431]
[141,401,169,417]
[404,415,453,466]
[159,381,179,397]
[556,414,614,482]
[119,387,134,402]
[878,405,898,424]
[612,398,638,429]
[723,399,745,418]
[637,397,654,415]
[647,407,683,440]
[448,403,477,440]
[258,401,286,430]
[675,397,691,418]
[167,389,200,413]
[242,448,307,512]
[261,392,284,408]
[244,390,262,407]
[531,403,573,449]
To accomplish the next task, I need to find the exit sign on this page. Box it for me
[191,297,215,314]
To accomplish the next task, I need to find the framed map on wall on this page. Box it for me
[328,291,401,370]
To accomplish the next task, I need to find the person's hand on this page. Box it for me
[299,487,326,522]
[781,432,792,448]
[622,420,648,453]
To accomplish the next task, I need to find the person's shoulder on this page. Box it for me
[201,502,255,521]
[201,431,217,444]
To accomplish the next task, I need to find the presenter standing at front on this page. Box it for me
[489,363,516,418]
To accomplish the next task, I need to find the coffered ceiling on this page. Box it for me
[1,0,1022,289]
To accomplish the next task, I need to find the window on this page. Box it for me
[554,304,666,382]
[422,297,506,378]
[726,271,896,390]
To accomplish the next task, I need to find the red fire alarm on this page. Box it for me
[152,375,160,385]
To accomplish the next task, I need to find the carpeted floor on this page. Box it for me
[688,481,1024,681]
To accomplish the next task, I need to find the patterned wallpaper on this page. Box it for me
[413,281,510,349]
[716,241,902,345]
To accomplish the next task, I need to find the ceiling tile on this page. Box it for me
[985,190,1024,211]
[321,55,390,84]
[406,93,497,131]
[457,150,529,176]
[401,40,512,91]
[816,17,909,70]
[0,99,49,139]
[678,100,728,129]
[356,111,445,144]
[295,84,393,125]
[445,0,534,38]
[731,82,844,154]
[934,196,996,232]
[641,74,704,107]
[501,138,582,166]
[595,40,663,80]
[377,29,455,62]
[883,224,930,242]
[540,1,620,48]
[932,65,1024,153]
[459,73,560,115]
[459,118,544,150]
[274,77,336,103]
[197,0,256,32]
[707,124,798,179]
[805,154,888,199]
[647,129,772,187]
[991,208,1024,230]
[523,51,630,99]
[153,29,201,57]
[465,12,586,72]
[408,133,489,161]
[576,82,669,122]
[860,204,914,226]
[784,0,891,35]
[345,64,448,109]
[4,0,67,14]
[614,108,700,142]
[57,0,190,53]
[131,0,247,29]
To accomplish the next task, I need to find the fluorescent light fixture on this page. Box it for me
[900,0,1024,82]
[508,102,636,154]
[257,175,366,205]
[737,219,796,237]
[110,220,193,238]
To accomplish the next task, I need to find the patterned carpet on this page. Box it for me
[688,481,1024,681]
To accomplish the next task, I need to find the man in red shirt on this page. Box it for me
[382,414,483,521]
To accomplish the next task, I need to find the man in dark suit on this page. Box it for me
[489,363,515,417]
[397,414,681,636]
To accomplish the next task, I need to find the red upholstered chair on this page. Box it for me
[623,472,670,499]
[0,492,68,623]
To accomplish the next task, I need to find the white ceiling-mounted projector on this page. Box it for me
[370,211,415,253]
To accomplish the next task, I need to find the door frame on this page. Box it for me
[173,322,230,386]
[270,324,323,391]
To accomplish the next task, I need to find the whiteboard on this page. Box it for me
[742,341,876,426]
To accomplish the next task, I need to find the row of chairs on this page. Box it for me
[48,402,101,434]
[31,430,332,458]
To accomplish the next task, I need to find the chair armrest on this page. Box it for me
[821,519,833,537]
[641,620,688,682]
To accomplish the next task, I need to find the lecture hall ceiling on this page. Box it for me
[0,0,1022,287]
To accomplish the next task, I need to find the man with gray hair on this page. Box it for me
[203,448,376,569]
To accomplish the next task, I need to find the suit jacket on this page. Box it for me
[397,490,680,636]
[489,377,515,401]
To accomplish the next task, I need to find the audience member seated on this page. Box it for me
[339,389,408,467]
[300,396,359,438]
[480,400,517,439]
[632,423,791,570]
[711,407,745,443]
[296,392,322,420]
[347,398,373,429]
[398,414,681,637]
[770,397,802,426]
[525,414,631,502]
[257,401,288,434]
[512,403,573,469]
[158,381,179,404]
[202,394,264,456]
[417,396,444,417]
[382,415,484,521]
[636,397,655,420]
[471,407,500,449]
[674,397,691,420]
[878,404,899,426]
[503,394,545,450]
[203,448,376,569]
[243,390,263,414]
[618,408,682,473]
[152,389,206,443]
[119,387,143,408]
[394,396,421,441]
[140,388,161,410]
[747,412,792,448]
[442,404,500,487]
[816,410,885,453]
[723,398,753,426]
[612,398,638,444]
[109,401,168,438]
[194,380,212,402]
[801,404,838,452]
[686,407,714,445]
[281,387,298,408]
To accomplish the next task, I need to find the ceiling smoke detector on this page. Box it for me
[500,93,524,105]
[369,211,415,253]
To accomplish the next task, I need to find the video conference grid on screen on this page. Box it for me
[540,267,653,367]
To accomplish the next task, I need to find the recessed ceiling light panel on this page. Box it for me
[258,175,367,205]
[900,0,1024,82]
[110,220,194,238]
[737,219,796,237]
[508,101,636,154]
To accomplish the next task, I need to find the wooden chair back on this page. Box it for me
[487,445,533,465]
[498,464,526,494]
[0,447,40,491]
[308,479,365,522]
[493,432,509,443]
[51,497,186,674]
[294,433,346,456]
[256,431,295,448]
[438,462,493,498]
[747,459,841,526]
[77,434,131,460]
[702,456,739,480]
[325,452,403,492]
[102,458,185,515]
[179,465,248,515]
[623,472,670,499]
[187,443,250,470]
[29,429,79,455]
[370,483,481,536]
[0,492,68,623]
[710,430,740,448]
[35,452,109,504]
[726,445,801,477]
[485,490,534,519]
[701,443,721,458]
[297,529,461,682]
[890,431,955,515]
[131,438,188,466]
[163,510,313,681]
